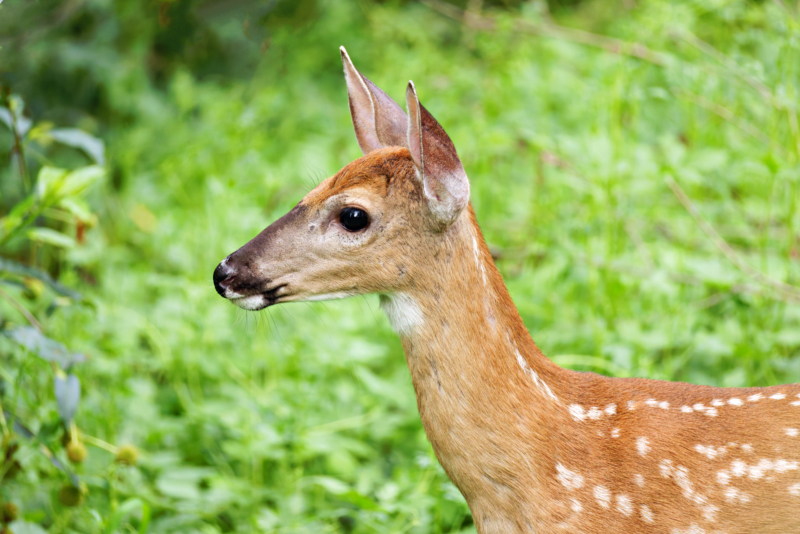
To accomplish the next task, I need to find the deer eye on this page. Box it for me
[339,207,369,232]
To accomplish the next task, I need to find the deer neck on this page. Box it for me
[379,206,570,512]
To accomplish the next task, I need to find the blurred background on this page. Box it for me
[1,0,799,532]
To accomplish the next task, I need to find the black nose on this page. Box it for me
[213,261,237,297]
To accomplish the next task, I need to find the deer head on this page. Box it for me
[212,47,471,313]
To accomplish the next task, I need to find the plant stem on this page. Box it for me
[0,205,43,249]
[0,399,9,438]
[665,175,800,301]
[1,88,30,192]
[0,284,43,330]
[79,433,119,454]
[421,0,669,66]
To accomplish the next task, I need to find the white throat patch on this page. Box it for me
[379,293,423,335]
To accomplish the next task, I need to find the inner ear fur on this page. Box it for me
[340,47,407,154]
[405,81,470,225]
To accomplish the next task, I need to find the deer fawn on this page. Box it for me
[213,48,800,533]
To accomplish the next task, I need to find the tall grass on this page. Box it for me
[2,0,799,532]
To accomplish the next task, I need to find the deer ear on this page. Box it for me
[406,81,470,225]
[340,47,407,154]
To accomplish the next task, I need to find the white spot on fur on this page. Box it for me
[513,345,557,401]
[379,293,423,335]
[471,235,488,288]
[556,463,584,490]
[741,444,753,453]
[724,486,751,503]
[605,403,617,416]
[569,404,586,421]
[791,400,800,406]
[717,470,730,485]
[689,403,718,417]
[711,399,724,407]
[681,405,693,413]
[748,393,763,402]
[728,397,743,406]
[637,437,651,457]
[640,504,654,523]
[594,485,611,508]
[787,428,799,437]
[634,474,645,487]
[673,465,695,500]
[616,494,633,516]
[770,393,786,400]
[611,428,620,438]
[731,460,747,477]
[587,407,603,420]
[645,399,658,408]
[627,400,637,410]
[659,401,670,410]
[702,504,719,522]
[749,459,772,479]
[774,459,799,473]
[661,464,719,521]
[695,444,725,460]
[660,459,674,477]
[570,497,583,513]
[728,458,797,480]
[789,483,800,496]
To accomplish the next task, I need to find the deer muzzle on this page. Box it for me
[213,204,309,310]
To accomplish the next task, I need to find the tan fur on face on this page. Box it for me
[221,147,435,309]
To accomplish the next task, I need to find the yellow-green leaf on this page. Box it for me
[26,227,77,248]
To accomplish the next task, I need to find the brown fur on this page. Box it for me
[214,51,800,534]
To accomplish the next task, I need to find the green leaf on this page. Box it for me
[60,165,106,197]
[0,256,82,299]
[0,195,35,239]
[5,409,34,438]
[54,374,81,424]
[36,166,69,203]
[139,502,151,534]
[776,328,800,348]
[35,165,105,204]
[3,410,80,485]
[49,128,106,165]
[4,326,86,368]
[58,197,95,222]
[155,468,215,500]
[7,521,49,534]
[340,489,380,511]
[26,227,77,248]
[0,95,33,137]
[306,475,350,495]
[104,498,146,534]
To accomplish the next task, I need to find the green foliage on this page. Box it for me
[1,0,800,532]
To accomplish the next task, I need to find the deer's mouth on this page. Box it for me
[229,283,289,311]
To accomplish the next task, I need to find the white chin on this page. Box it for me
[230,294,268,311]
